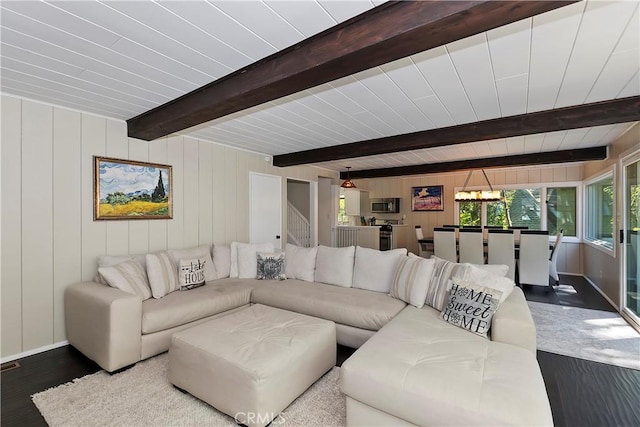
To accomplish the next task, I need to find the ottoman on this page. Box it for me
[168,303,336,427]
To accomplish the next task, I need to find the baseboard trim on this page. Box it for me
[1,341,69,364]
[583,276,620,311]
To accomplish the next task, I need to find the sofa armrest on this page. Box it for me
[65,281,142,372]
[491,286,537,355]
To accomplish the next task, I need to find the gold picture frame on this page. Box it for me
[94,156,173,220]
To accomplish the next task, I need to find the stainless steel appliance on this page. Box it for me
[370,198,400,213]
[379,224,393,251]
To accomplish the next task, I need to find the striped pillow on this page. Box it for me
[390,256,435,308]
[98,259,152,300]
[146,252,179,298]
[425,256,472,311]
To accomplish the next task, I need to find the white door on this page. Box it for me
[249,172,282,249]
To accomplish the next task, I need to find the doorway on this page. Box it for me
[622,154,640,330]
[249,172,282,249]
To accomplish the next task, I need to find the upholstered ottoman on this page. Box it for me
[167,303,336,427]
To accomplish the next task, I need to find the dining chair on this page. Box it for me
[442,224,460,238]
[433,227,457,262]
[508,226,529,241]
[518,230,551,289]
[415,225,430,258]
[483,225,503,239]
[549,229,564,286]
[487,229,516,280]
[458,228,484,264]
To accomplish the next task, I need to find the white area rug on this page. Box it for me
[32,354,345,426]
[528,300,640,370]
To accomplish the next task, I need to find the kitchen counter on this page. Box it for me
[332,226,380,250]
[336,225,381,228]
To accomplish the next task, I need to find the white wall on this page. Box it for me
[0,95,336,359]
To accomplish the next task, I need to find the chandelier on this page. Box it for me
[454,169,501,202]
[340,166,356,189]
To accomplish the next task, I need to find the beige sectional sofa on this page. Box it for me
[64,243,552,426]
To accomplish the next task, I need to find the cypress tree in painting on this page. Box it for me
[151,171,166,202]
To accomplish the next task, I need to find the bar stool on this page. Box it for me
[433,227,457,262]
[458,228,484,265]
[487,229,516,280]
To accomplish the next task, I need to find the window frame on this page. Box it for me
[453,181,582,243]
[583,167,616,257]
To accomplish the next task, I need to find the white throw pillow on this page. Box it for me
[95,254,147,284]
[229,242,240,278]
[463,264,516,303]
[169,245,217,282]
[285,243,318,282]
[212,244,231,279]
[237,242,275,279]
[390,256,435,308]
[352,246,407,293]
[98,259,152,300]
[178,258,207,290]
[145,252,179,298]
[314,245,355,288]
[471,263,509,277]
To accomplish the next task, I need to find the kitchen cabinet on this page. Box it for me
[333,226,380,250]
[341,188,370,216]
[391,225,408,250]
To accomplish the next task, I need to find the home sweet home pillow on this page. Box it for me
[178,258,207,290]
[440,277,503,337]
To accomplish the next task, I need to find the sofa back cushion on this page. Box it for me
[212,244,231,279]
[146,252,179,298]
[314,245,355,288]
[169,245,217,282]
[353,246,407,293]
[284,243,317,282]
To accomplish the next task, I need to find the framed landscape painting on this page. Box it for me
[412,185,444,211]
[94,156,172,220]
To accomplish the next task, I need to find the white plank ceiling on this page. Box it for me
[1,0,638,173]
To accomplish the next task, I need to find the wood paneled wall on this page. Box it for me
[0,95,335,359]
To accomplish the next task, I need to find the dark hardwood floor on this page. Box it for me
[2,274,638,427]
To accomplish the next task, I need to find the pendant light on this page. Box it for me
[454,169,501,202]
[340,166,356,189]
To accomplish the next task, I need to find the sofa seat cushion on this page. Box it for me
[340,306,553,426]
[142,279,253,334]
[250,279,406,331]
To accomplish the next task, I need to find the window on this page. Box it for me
[338,196,348,225]
[457,184,578,238]
[547,187,577,236]
[585,174,614,251]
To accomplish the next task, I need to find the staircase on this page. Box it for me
[287,201,311,247]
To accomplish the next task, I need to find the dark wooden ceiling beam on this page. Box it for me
[340,146,607,179]
[127,0,575,141]
[274,96,639,167]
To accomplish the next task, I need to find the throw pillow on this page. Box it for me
[390,256,435,308]
[229,241,240,278]
[98,259,152,300]
[440,278,503,337]
[169,246,217,282]
[212,244,231,279]
[284,243,318,282]
[314,245,355,288]
[471,263,509,277]
[256,252,286,280]
[426,256,472,311]
[237,242,276,279]
[463,264,516,303]
[178,258,207,290]
[352,246,407,293]
[95,253,147,285]
[145,252,179,298]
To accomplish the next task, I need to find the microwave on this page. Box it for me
[371,198,400,213]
